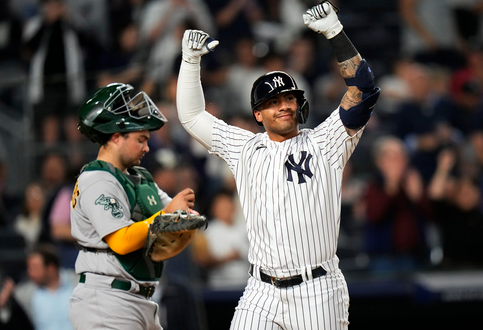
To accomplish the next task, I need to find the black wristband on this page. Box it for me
[328,31,358,62]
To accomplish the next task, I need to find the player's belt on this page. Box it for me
[79,273,156,299]
[249,264,327,288]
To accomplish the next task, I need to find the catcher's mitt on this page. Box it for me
[145,210,207,262]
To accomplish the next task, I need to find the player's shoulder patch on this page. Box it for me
[95,194,124,218]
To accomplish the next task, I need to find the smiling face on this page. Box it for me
[253,91,299,141]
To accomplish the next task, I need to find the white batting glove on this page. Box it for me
[181,30,219,64]
[303,1,343,39]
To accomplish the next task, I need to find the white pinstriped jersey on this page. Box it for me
[210,109,363,278]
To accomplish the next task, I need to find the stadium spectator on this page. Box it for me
[0,0,25,111]
[0,244,77,330]
[36,150,70,244]
[22,0,90,145]
[361,136,434,273]
[448,42,483,136]
[222,36,265,117]
[391,62,460,183]
[204,0,263,62]
[191,189,249,290]
[428,148,483,269]
[398,0,465,69]
[97,22,146,90]
[0,275,34,330]
[13,181,46,249]
[139,0,215,96]
[47,180,77,269]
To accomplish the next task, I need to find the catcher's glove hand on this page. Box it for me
[145,210,207,262]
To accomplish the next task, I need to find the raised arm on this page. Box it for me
[176,30,220,150]
[303,1,380,135]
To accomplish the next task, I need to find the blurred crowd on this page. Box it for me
[1,0,483,329]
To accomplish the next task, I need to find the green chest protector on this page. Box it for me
[82,160,163,281]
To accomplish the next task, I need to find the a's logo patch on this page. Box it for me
[95,194,123,218]
[285,151,313,184]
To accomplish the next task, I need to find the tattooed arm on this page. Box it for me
[303,2,380,134]
[339,55,364,135]
[339,55,363,111]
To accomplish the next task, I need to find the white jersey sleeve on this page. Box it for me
[177,60,216,149]
[311,107,364,169]
[209,118,256,173]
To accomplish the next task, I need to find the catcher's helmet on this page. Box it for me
[78,83,167,144]
[250,71,309,125]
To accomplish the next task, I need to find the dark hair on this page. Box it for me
[30,243,60,269]
[209,189,235,213]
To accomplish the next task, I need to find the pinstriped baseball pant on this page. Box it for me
[230,269,349,330]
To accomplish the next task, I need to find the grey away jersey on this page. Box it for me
[70,170,171,283]
[210,109,363,278]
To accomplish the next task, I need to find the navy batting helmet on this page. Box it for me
[250,71,309,125]
[78,83,167,145]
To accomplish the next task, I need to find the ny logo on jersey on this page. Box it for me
[95,194,123,218]
[265,76,285,93]
[285,151,313,184]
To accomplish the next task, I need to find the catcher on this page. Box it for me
[69,83,206,330]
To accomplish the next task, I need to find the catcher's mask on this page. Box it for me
[250,71,309,126]
[78,83,167,145]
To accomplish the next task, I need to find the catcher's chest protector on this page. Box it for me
[82,160,164,281]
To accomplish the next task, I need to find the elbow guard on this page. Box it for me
[339,87,380,129]
[340,59,380,129]
[344,59,375,94]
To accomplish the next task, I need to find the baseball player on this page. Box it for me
[69,83,203,330]
[176,2,380,329]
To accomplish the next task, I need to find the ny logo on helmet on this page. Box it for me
[265,76,285,93]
